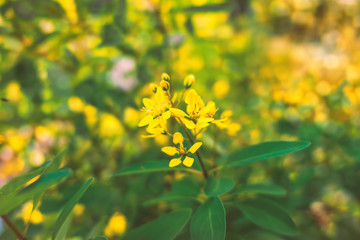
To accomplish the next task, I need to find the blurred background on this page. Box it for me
[1,0,360,239]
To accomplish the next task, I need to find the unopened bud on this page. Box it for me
[150,83,158,93]
[160,80,170,92]
[184,74,195,89]
[161,73,170,82]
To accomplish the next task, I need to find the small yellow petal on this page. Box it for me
[183,156,194,167]
[185,89,197,105]
[197,122,209,129]
[198,117,214,123]
[169,158,182,167]
[148,117,160,129]
[169,108,187,118]
[188,142,202,154]
[143,98,154,109]
[161,146,179,156]
[183,119,196,129]
[138,115,153,127]
[162,111,171,120]
[173,132,184,145]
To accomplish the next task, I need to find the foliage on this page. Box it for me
[1,0,359,239]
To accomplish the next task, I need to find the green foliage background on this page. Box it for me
[1,0,360,239]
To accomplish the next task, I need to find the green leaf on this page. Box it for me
[0,160,51,199]
[242,230,285,240]
[233,184,286,197]
[33,149,68,208]
[224,141,310,167]
[190,197,226,240]
[237,198,298,236]
[143,194,199,206]
[122,209,192,240]
[100,24,121,47]
[54,211,74,240]
[0,169,72,215]
[204,175,234,196]
[43,148,68,175]
[112,161,196,177]
[89,237,108,240]
[53,178,94,240]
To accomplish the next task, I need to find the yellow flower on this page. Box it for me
[161,132,202,167]
[184,74,195,89]
[104,212,127,237]
[213,80,230,99]
[143,120,168,138]
[213,110,241,136]
[138,86,171,129]
[170,89,215,130]
[20,201,44,224]
[68,96,85,112]
[99,113,123,138]
[0,135,5,144]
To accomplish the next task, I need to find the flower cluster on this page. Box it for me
[138,73,240,168]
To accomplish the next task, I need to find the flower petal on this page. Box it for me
[169,157,182,167]
[161,146,179,156]
[188,142,202,154]
[182,156,194,167]
[143,98,154,109]
[198,117,214,123]
[148,117,160,129]
[197,122,209,129]
[162,111,171,120]
[138,115,153,127]
[173,132,184,145]
[183,119,196,129]
[169,108,187,118]
[185,89,197,105]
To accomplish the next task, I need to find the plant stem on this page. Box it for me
[179,121,208,179]
[1,215,27,240]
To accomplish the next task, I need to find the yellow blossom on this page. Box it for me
[124,107,141,127]
[170,89,215,131]
[138,86,171,129]
[6,82,22,102]
[99,113,123,138]
[20,201,43,224]
[74,204,85,216]
[213,110,241,136]
[213,80,230,99]
[0,134,5,144]
[68,96,85,112]
[104,212,127,237]
[161,132,202,167]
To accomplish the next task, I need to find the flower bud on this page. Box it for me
[160,80,170,92]
[161,73,170,82]
[150,83,158,93]
[184,74,195,89]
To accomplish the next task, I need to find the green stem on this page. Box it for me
[1,215,27,240]
[179,122,208,179]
